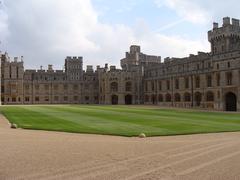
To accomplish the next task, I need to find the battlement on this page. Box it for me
[65,56,83,62]
[208,17,240,41]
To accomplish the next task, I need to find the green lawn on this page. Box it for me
[1,105,240,137]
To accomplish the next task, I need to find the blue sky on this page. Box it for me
[0,0,239,69]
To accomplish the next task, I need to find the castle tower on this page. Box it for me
[208,17,240,55]
[65,56,83,81]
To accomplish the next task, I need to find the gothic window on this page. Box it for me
[174,93,181,102]
[167,80,170,90]
[158,94,163,102]
[165,93,171,102]
[226,72,232,85]
[184,92,191,102]
[206,91,214,102]
[175,79,179,89]
[207,75,212,87]
[151,81,154,91]
[158,81,162,91]
[216,73,220,86]
[185,77,189,89]
[110,82,118,92]
[125,82,132,92]
[195,76,200,88]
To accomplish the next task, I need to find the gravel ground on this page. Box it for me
[1,114,240,180]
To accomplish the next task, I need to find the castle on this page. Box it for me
[1,17,240,111]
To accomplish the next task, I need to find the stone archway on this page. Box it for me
[225,92,237,111]
[125,94,132,105]
[111,95,118,105]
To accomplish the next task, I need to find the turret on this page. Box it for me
[208,17,240,55]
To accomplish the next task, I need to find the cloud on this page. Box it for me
[0,0,209,70]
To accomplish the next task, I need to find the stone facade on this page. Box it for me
[1,17,240,111]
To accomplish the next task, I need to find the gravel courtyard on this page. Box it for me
[1,114,240,180]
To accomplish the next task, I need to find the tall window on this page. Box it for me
[151,81,154,91]
[175,79,179,89]
[206,91,214,102]
[125,82,132,92]
[216,73,220,86]
[185,77,189,89]
[226,72,232,85]
[110,82,118,92]
[207,75,212,87]
[166,80,170,90]
[195,76,200,88]
[158,81,162,91]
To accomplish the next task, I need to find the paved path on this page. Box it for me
[0,114,240,180]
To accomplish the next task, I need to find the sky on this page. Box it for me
[0,0,239,70]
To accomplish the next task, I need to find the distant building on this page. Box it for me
[1,17,240,111]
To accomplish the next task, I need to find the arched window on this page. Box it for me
[125,81,132,91]
[184,92,191,102]
[110,82,118,92]
[174,93,181,102]
[165,93,171,102]
[206,91,214,102]
[158,94,163,102]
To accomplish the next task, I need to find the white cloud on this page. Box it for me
[0,0,209,70]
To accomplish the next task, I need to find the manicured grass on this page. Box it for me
[1,105,240,137]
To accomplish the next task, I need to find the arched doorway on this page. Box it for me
[195,92,202,107]
[111,95,118,105]
[125,94,132,105]
[225,92,237,111]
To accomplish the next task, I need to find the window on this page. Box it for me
[174,93,181,102]
[54,96,59,101]
[227,62,231,68]
[216,73,220,86]
[165,94,171,102]
[166,80,170,90]
[25,97,30,102]
[64,84,68,90]
[64,96,68,101]
[226,72,232,85]
[85,96,89,101]
[12,97,16,102]
[158,81,162,91]
[54,85,58,91]
[158,94,163,102]
[151,81,154,91]
[25,85,30,90]
[185,77,189,89]
[35,97,39,101]
[73,85,78,90]
[35,85,39,90]
[45,96,49,101]
[195,76,200,88]
[110,82,118,92]
[175,79,179,89]
[125,82,132,92]
[74,96,78,101]
[184,92,191,102]
[45,85,49,90]
[206,91,214,102]
[207,75,212,87]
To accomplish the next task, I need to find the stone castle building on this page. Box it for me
[1,17,240,111]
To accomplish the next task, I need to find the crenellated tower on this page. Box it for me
[208,17,240,55]
[65,56,83,81]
